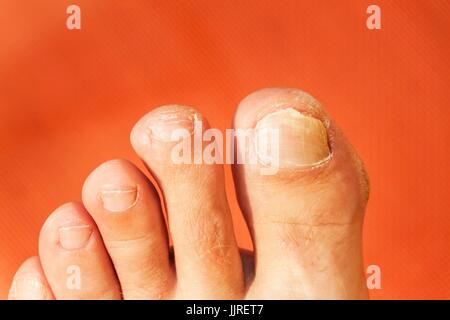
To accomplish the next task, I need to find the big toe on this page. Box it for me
[233,88,369,299]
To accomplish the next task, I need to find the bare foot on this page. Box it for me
[8,88,369,300]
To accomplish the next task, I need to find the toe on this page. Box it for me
[39,203,121,299]
[82,159,174,299]
[8,257,54,300]
[233,88,369,299]
[131,105,244,299]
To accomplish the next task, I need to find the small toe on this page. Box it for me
[82,159,174,299]
[39,202,121,299]
[8,256,54,300]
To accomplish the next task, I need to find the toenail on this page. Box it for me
[9,276,48,300]
[58,225,92,250]
[256,108,331,169]
[100,186,138,212]
[146,106,201,142]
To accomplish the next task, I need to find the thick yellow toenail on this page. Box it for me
[256,108,331,169]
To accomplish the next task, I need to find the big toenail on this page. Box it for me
[146,106,201,142]
[9,276,48,300]
[100,186,138,212]
[256,108,331,168]
[58,225,92,250]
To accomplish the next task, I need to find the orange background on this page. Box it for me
[0,0,449,299]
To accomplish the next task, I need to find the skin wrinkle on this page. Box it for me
[121,273,173,299]
[279,227,315,252]
[198,244,234,266]
[112,247,173,299]
[271,229,361,296]
[102,229,162,246]
[194,204,236,266]
[182,209,234,266]
[251,196,361,226]
[260,220,357,227]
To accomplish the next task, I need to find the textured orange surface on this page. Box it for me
[0,0,449,299]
